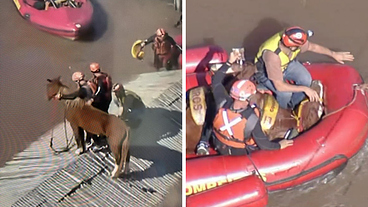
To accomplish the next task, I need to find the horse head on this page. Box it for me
[46,76,69,100]
[233,61,257,80]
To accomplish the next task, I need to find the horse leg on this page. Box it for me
[299,80,324,131]
[267,111,298,141]
[121,129,131,175]
[268,118,297,140]
[71,125,85,155]
[79,127,86,153]
[122,149,131,175]
[111,128,130,178]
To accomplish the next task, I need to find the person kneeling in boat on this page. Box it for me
[253,26,354,110]
[112,83,146,128]
[33,0,68,10]
[196,51,294,155]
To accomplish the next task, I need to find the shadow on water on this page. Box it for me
[78,0,108,42]
[242,17,289,60]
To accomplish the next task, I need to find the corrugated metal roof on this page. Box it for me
[9,79,182,207]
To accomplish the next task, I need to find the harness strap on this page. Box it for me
[243,113,259,139]
[274,47,282,55]
[213,128,247,145]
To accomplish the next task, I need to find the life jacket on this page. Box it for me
[213,105,260,149]
[153,36,172,55]
[254,31,301,72]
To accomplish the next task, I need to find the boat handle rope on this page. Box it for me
[322,83,368,119]
[49,104,75,155]
[246,152,267,183]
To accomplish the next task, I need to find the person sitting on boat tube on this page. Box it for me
[196,51,294,156]
[140,28,181,71]
[33,0,68,10]
[253,26,354,110]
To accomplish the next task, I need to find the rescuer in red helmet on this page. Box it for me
[196,51,294,156]
[253,26,354,109]
[140,28,181,71]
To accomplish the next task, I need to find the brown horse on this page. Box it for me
[46,77,130,178]
[186,62,323,154]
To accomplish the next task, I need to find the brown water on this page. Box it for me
[187,0,368,206]
[0,0,181,167]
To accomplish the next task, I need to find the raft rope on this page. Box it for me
[246,152,267,183]
[49,103,75,154]
[322,83,368,119]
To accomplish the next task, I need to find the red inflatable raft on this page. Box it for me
[12,0,93,40]
[186,45,228,74]
[186,63,368,206]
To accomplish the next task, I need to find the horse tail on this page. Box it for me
[118,125,131,173]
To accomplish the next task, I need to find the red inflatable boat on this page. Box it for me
[186,62,368,206]
[12,0,93,40]
[186,45,228,74]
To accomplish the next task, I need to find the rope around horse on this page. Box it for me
[49,106,75,154]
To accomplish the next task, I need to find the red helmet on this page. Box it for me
[230,79,256,101]
[72,71,85,82]
[282,26,308,47]
[90,62,100,73]
[156,28,166,36]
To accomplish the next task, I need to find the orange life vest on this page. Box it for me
[153,37,172,55]
[213,107,260,149]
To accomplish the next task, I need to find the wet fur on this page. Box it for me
[46,77,131,178]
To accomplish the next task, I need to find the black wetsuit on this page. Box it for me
[92,73,112,114]
[61,84,93,101]
[144,34,177,46]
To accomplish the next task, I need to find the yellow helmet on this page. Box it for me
[131,40,145,60]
